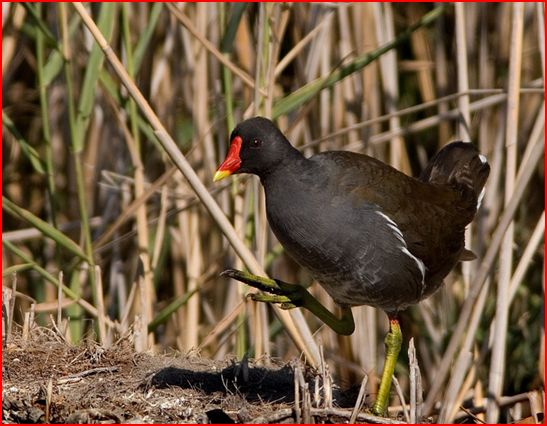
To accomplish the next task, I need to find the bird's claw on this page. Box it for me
[221,269,305,309]
[250,293,301,309]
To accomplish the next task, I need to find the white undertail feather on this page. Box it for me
[477,185,486,209]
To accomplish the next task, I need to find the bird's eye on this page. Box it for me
[250,139,262,149]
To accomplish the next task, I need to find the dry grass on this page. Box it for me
[2,3,544,423]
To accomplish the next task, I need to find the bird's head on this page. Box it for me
[214,117,297,181]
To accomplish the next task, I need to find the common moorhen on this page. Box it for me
[214,116,489,415]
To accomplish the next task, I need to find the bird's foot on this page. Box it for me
[220,269,305,309]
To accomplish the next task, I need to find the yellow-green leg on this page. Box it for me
[371,317,402,416]
[220,269,355,335]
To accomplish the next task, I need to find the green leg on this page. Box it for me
[371,317,402,416]
[221,269,355,335]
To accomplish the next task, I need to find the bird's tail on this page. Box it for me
[420,142,490,209]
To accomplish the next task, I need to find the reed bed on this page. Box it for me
[2,3,544,423]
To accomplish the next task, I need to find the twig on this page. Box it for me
[49,314,68,344]
[319,345,332,408]
[22,304,35,342]
[250,406,406,424]
[455,1,473,293]
[294,363,301,424]
[392,376,410,422]
[2,289,8,347]
[296,363,311,423]
[57,271,63,333]
[94,265,107,347]
[451,392,540,421]
[57,366,119,384]
[9,273,17,343]
[135,257,148,353]
[537,3,545,82]
[349,374,368,423]
[151,186,169,270]
[408,338,423,423]
[45,378,53,423]
[303,381,312,423]
[249,408,293,424]
[310,407,405,424]
[527,390,544,424]
[455,2,471,141]
[458,406,486,424]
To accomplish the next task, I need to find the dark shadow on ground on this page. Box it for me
[143,364,296,403]
[144,363,363,408]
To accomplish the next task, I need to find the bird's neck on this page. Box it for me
[259,144,308,183]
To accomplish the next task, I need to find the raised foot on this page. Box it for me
[220,269,355,335]
[220,269,306,309]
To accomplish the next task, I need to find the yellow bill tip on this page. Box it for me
[213,170,232,182]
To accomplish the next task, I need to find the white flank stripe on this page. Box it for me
[376,211,426,284]
[402,247,426,281]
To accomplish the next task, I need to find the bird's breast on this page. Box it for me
[263,176,426,311]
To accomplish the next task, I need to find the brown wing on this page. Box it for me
[312,151,471,294]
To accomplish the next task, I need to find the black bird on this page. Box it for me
[214,116,489,415]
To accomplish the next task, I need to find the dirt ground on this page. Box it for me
[2,330,399,424]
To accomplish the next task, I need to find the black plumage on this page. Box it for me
[218,117,490,314]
